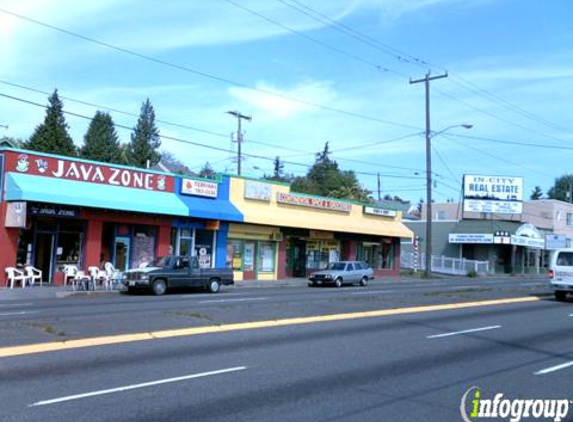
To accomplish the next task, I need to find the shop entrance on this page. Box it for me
[114,236,131,271]
[35,233,55,284]
[243,241,256,279]
[291,240,307,277]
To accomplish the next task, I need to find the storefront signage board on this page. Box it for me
[463,174,523,215]
[545,234,568,250]
[244,181,272,202]
[276,192,352,213]
[181,178,218,198]
[28,204,79,218]
[5,201,27,228]
[448,233,493,244]
[510,235,545,249]
[6,152,175,192]
[363,206,397,217]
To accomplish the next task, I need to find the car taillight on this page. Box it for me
[549,269,554,279]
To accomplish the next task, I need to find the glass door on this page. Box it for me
[35,233,55,284]
[243,241,255,279]
[114,236,131,271]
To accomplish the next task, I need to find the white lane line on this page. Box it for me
[351,290,392,295]
[426,325,501,339]
[0,303,34,307]
[29,366,247,407]
[0,311,39,316]
[534,361,573,375]
[199,297,268,304]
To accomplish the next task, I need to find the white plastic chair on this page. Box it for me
[103,262,117,290]
[24,266,43,287]
[71,270,88,291]
[5,267,26,289]
[88,266,110,290]
[62,265,78,286]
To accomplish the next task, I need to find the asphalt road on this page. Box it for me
[2,276,573,421]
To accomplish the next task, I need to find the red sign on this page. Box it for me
[5,151,174,192]
[276,192,352,213]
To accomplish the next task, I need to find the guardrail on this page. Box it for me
[401,253,490,275]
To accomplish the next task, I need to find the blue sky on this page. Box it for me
[1,0,572,204]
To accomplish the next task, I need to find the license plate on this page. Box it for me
[129,281,135,286]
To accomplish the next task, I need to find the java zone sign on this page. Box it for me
[463,175,523,214]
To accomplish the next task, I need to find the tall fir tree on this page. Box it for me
[25,90,76,156]
[126,98,161,168]
[199,162,216,179]
[80,111,124,164]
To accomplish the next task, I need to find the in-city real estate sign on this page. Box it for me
[6,152,175,192]
[276,192,352,213]
[463,174,523,214]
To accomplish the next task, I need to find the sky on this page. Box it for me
[0,0,572,205]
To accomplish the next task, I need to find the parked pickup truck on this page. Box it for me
[122,255,234,295]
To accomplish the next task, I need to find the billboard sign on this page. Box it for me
[463,175,523,214]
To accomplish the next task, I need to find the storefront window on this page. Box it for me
[131,225,156,268]
[227,240,243,270]
[363,241,394,269]
[306,240,339,269]
[257,242,275,272]
[195,229,214,268]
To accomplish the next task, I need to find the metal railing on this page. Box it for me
[401,252,490,275]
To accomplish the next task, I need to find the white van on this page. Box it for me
[548,248,573,301]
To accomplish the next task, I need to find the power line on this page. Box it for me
[0,7,421,131]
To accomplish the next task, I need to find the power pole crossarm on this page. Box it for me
[409,72,448,279]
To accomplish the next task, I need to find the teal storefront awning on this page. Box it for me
[5,173,190,217]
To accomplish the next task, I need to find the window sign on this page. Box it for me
[181,178,218,198]
[448,233,494,244]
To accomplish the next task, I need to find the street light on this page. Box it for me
[424,123,472,278]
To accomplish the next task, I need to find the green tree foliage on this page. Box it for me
[80,111,124,164]
[199,162,216,179]
[548,175,573,202]
[264,156,293,182]
[126,98,161,168]
[530,185,544,200]
[290,142,372,202]
[24,90,76,156]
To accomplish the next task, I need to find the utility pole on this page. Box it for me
[377,172,381,202]
[409,72,448,278]
[227,111,251,176]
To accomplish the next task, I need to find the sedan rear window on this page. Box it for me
[326,262,347,271]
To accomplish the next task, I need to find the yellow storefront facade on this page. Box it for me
[227,176,413,280]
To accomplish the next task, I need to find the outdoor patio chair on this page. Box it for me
[5,267,26,289]
[88,266,109,290]
[62,265,78,286]
[103,262,118,290]
[24,266,43,287]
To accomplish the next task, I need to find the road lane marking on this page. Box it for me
[29,366,247,407]
[199,297,268,304]
[350,290,392,295]
[0,303,34,307]
[534,361,573,375]
[0,296,540,358]
[0,311,39,317]
[426,325,501,339]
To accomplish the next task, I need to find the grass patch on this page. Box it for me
[21,321,66,337]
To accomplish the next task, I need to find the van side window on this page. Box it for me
[557,252,573,266]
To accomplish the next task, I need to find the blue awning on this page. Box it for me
[175,178,243,222]
[5,173,190,217]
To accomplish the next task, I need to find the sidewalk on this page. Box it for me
[0,272,545,300]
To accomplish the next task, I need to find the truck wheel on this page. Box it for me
[555,291,567,302]
[207,278,221,293]
[152,279,167,296]
[334,277,343,288]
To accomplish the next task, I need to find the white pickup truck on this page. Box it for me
[548,249,573,301]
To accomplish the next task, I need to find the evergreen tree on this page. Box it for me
[25,90,76,156]
[80,111,123,164]
[272,156,284,179]
[290,142,371,202]
[530,186,544,200]
[126,99,161,168]
[199,162,216,179]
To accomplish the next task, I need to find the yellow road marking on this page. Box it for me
[0,296,539,358]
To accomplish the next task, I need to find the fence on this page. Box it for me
[401,252,490,275]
